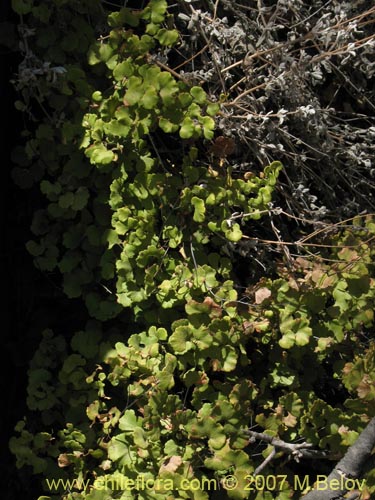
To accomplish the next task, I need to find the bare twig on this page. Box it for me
[245,429,337,476]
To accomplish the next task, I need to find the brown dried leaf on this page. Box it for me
[255,287,271,304]
[342,362,353,375]
[283,412,297,428]
[275,404,283,416]
[203,296,222,317]
[294,257,311,269]
[338,425,349,435]
[159,455,183,473]
[357,375,372,399]
[58,453,71,468]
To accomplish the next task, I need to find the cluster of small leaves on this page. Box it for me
[173,0,375,219]
[81,8,281,317]
[11,222,375,500]
[15,0,282,322]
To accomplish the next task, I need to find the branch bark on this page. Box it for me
[245,430,337,476]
